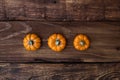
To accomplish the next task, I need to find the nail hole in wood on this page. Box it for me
[116,47,120,51]
[53,0,57,4]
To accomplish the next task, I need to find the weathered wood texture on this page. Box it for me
[0,63,120,80]
[0,0,120,21]
[0,21,120,62]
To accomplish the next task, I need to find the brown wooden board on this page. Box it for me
[0,63,120,80]
[105,0,120,21]
[0,21,120,62]
[0,0,5,20]
[66,0,105,21]
[0,0,119,79]
[0,0,120,21]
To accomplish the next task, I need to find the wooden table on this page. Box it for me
[0,0,120,80]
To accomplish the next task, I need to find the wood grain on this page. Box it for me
[0,0,120,21]
[0,0,5,20]
[0,63,119,80]
[66,0,104,21]
[105,0,120,21]
[0,21,120,62]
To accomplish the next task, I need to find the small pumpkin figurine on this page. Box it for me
[73,34,90,51]
[23,34,41,51]
[48,34,66,52]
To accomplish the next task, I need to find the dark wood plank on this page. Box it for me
[0,63,120,80]
[0,21,120,62]
[5,0,45,20]
[66,0,105,21]
[45,0,66,21]
[0,0,120,21]
[24,0,45,20]
[105,0,120,21]
[5,0,25,20]
[0,0,5,20]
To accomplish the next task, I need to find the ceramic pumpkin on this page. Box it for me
[73,34,90,51]
[48,34,66,52]
[23,34,41,51]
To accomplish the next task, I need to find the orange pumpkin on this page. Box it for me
[73,34,90,51]
[23,34,41,51]
[48,34,66,52]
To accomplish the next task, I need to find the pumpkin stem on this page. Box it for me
[80,40,85,46]
[28,40,34,45]
[55,39,61,46]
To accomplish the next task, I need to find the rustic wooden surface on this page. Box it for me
[0,0,120,21]
[0,63,119,80]
[0,0,120,79]
[0,21,119,62]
